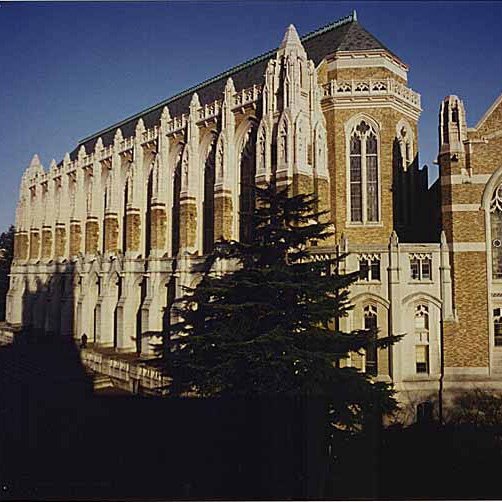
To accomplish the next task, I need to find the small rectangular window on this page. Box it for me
[416,345,429,374]
[360,260,369,281]
[359,256,380,282]
[410,256,432,281]
[410,259,420,280]
[370,259,380,281]
[422,259,431,280]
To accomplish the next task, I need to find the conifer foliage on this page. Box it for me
[161,184,398,428]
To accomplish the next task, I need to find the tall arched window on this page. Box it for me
[415,304,429,374]
[363,304,378,376]
[171,152,182,257]
[490,184,502,279]
[348,120,380,223]
[239,124,257,244]
[203,136,217,254]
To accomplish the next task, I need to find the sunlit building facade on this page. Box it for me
[6,12,502,418]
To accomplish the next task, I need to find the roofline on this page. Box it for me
[79,11,356,145]
[474,91,502,130]
[327,48,408,71]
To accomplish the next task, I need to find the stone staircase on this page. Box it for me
[92,373,114,391]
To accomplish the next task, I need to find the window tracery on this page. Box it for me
[348,119,380,223]
[490,184,502,279]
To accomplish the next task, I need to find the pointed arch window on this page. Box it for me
[493,308,502,346]
[348,120,380,223]
[415,304,429,374]
[490,184,502,279]
[363,304,378,376]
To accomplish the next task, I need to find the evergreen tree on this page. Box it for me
[0,226,14,321]
[160,184,399,429]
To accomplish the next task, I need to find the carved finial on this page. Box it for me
[95,137,104,152]
[50,159,58,170]
[440,230,448,246]
[352,9,357,22]
[114,128,124,143]
[135,119,145,135]
[389,230,399,246]
[340,232,349,253]
[161,106,171,122]
[78,145,86,161]
[190,92,200,110]
[29,154,41,169]
[225,77,235,95]
[280,24,302,49]
[63,152,70,164]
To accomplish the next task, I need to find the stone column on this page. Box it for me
[29,228,40,261]
[388,231,402,382]
[103,131,122,255]
[179,93,201,254]
[214,78,236,242]
[41,226,53,261]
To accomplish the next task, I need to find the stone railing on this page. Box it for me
[233,84,261,109]
[322,78,421,109]
[166,114,187,135]
[120,136,134,152]
[142,125,158,144]
[197,101,221,123]
[81,347,169,394]
[99,144,114,160]
[25,82,263,187]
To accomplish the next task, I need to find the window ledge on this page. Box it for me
[408,280,434,285]
[356,280,382,285]
[402,374,441,383]
[346,222,384,228]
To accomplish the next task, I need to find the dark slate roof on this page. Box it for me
[71,12,400,160]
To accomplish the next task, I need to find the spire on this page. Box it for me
[135,119,145,135]
[190,92,200,110]
[29,154,40,169]
[161,106,171,122]
[224,77,235,96]
[95,137,104,153]
[280,24,302,49]
[352,9,357,22]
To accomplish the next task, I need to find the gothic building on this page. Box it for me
[5,11,502,418]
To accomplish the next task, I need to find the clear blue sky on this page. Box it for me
[1,1,501,233]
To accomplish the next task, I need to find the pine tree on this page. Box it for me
[0,226,14,321]
[159,183,399,429]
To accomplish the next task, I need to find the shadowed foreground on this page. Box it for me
[0,332,501,500]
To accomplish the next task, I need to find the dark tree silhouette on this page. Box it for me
[160,183,399,431]
[0,225,14,321]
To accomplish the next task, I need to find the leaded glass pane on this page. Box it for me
[492,210,502,279]
[359,260,369,281]
[366,134,377,155]
[364,306,378,376]
[410,259,420,279]
[370,259,380,281]
[416,346,429,373]
[350,135,361,155]
[422,259,431,280]
[350,156,361,181]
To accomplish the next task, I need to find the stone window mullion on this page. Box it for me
[361,135,368,224]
